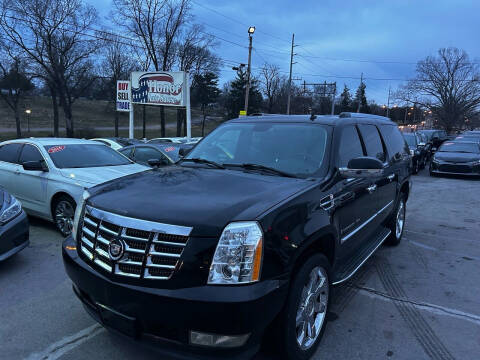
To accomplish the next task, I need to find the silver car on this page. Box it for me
[0,138,149,235]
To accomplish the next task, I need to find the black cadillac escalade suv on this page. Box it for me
[62,113,411,359]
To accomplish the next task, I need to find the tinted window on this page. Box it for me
[357,124,385,161]
[403,134,417,147]
[0,143,22,163]
[19,144,44,163]
[118,148,134,160]
[338,125,364,167]
[134,147,169,165]
[379,125,407,159]
[44,144,132,168]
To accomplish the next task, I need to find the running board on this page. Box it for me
[332,228,391,285]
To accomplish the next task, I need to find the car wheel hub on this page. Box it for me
[296,266,329,350]
[55,201,74,235]
[396,200,405,239]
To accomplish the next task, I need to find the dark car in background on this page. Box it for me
[119,143,194,167]
[91,137,144,150]
[430,141,480,176]
[455,132,480,143]
[418,129,448,152]
[403,132,428,174]
[0,188,29,261]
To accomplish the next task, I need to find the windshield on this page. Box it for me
[45,144,132,169]
[438,142,479,153]
[403,134,417,146]
[185,122,329,177]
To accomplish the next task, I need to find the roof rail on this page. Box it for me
[339,112,390,120]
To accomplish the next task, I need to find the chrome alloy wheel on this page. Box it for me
[55,200,74,235]
[395,199,406,239]
[296,266,329,350]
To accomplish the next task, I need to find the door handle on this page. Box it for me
[367,184,377,193]
[387,174,395,181]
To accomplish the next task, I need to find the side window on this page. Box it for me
[379,125,408,159]
[0,143,23,164]
[19,144,44,164]
[134,147,167,165]
[357,124,386,162]
[338,125,364,167]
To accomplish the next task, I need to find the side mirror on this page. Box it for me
[22,160,48,172]
[339,156,384,178]
[147,158,169,167]
[178,147,191,157]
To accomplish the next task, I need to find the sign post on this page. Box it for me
[185,72,191,139]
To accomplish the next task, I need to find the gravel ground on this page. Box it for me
[1,167,479,360]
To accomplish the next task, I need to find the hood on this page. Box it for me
[434,152,480,163]
[59,164,149,186]
[87,166,314,237]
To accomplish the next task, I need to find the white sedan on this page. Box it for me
[0,138,149,236]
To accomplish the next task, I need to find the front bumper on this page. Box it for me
[62,236,287,359]
[0,211,29,261]
[430,161,480,176]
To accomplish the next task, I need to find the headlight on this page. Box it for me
[208,221,263,285]
[72,190,90,242]
[0,193,22,225]
[473,159,480,166]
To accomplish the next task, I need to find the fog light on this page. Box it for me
[190,331,250,348]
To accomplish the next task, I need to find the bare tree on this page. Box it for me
[397,47,480,132]
[0,0,99,137]
[101,36,135,137]
[0,53,34,138]
[260,63,282,113]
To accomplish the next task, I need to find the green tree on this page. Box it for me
[191,72,220,135]
[339,84,352,112]
[353,81,369,113]
[225,68,263,119]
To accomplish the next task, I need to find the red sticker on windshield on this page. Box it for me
[164,146,175,152]
[48,145,65,154]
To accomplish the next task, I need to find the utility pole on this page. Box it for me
[331,82,336,115]
[286,33,296,115]
[386,86,391,118]
[244,26,255,115]
[356,73,363,113]
[404,102,408,124]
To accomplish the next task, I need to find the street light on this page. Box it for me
[244,26,255,116]
[25,109,32,134]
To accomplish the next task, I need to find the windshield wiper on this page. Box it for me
[224,163,297,178]
[179,158,225,169]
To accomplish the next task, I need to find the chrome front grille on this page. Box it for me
[78,206,192,280]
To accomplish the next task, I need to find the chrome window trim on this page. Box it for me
[85,205,192,236]
[341,200,394,243]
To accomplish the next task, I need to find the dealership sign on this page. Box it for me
[116,80,131,112]
[131,71,186,106]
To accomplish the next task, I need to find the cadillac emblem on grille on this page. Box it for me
[108,238,125,261]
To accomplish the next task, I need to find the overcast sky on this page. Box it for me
[89,0,480,104]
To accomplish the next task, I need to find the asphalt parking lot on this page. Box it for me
[1,168,479,360]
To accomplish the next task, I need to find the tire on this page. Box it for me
[413,160,419,174]
[278,254,331,360]
[385,194,406,246]
[421,156,427,169]
[53,195,76,237]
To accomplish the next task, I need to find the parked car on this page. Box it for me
[0,188,29,261]
[430,141,480,176]
[403,132,427,174]
[0,138,149,236]
[91,137,143,150]
[118,143,193,167]
[455,133,480,143]
[417,132,433,160]
[418,129,448,151]
[63,112,411,359]
[148,137,202,144]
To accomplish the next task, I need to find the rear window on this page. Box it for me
[44,144,132,169]
[379,125,408,158]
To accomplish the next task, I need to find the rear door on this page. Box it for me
[332,125,377,258]
[0,143,23,195]
[14,144,50,214]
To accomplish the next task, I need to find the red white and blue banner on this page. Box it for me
[131,71,186,107]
